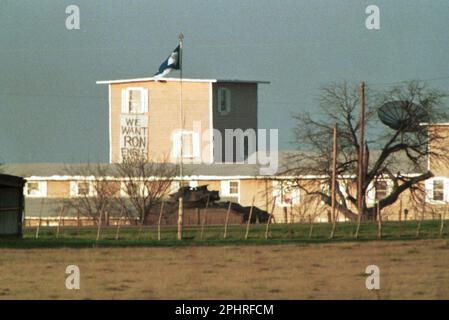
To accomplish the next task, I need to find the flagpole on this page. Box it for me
[179,33,184,185]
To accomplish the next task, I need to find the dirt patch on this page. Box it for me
[0,240,448,299]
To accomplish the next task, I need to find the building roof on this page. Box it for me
[3,162,263,180]
[96,77,270,85]
[3,150,427,180]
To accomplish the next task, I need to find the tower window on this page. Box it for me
[121,87,148,114]
[217,88,231,115]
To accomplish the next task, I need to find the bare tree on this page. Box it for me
[295,182,327,224]
[66,163,119,225]
[116,154,178,225]
[286,81,448,221]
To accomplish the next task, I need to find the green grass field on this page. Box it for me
[2,220,446,248]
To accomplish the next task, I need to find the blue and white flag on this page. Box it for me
[154,45,181,78]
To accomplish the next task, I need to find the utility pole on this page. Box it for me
[330,123,338,239]
[355,82,365,239]
[178,33,184,242]
[178,32,184,183]
[331,123,338,221]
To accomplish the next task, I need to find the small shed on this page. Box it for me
[0,174,25,237]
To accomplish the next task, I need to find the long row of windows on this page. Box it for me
[24,180,241,199]
[120,87,232,115]
[22,180,307,208]
[23,178,449,205]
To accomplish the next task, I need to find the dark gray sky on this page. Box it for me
[1,0,448,163]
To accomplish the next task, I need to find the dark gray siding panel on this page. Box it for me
[212,83,258,162]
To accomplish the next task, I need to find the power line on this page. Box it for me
[367,75,449,87]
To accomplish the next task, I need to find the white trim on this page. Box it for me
[192,132,200,159]
[420,122,449,126]
[366,181,376,205]
[121,89,127,114]
[97,78,218,85]
[425,179,433,202]
[69,181,77,197]
[367,179,394,205]
[208,82,214,164]
[20,172,426,182]
[120,181,129,198]
[108,84,112,163]
[96,78,270,85]
[170,181,181,194]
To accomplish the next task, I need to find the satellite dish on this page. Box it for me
[378,100,429,132]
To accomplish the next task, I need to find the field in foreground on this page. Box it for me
[0,239,449,299]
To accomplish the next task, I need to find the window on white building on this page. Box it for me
[367,179,393,205]
[426,178,449,203]
[375,181,388,201]
[172,131,200,159]
[121,87,148,114]
[217,87,231,115]
[120,181,130,197]
[319,180,349,205]
[221,180,240,201]
[78,182,91,196]
[187,181,199,188]
[70,181,94,197]
[272,180,300,207]
[25,181,47,197]
[433,180,445,201]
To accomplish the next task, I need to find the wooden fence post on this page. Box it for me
[200,195,210,240]
[416,200,425,238]
[308,214,314,239]
[76,208,81,236]
[399,198,403,237]
[223,201,232,239]
[265,197,276,240]
[35,198,45,239]
[377,202,382,239]
[196,208,201,225]
[439,207,447,238]
[283,207,288,224]
[56,203,65,239]
[138,210,145,240]
[96,208,104,242]
[177,197,183,241]
[354,213,362,240]
[115,205,124,240]
[158,201,165,241]
[244,196,255,240]
[288,205,294,238]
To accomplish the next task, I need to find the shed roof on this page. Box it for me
[0,174,26,187]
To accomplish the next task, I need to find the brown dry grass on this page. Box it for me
[0,239,449,299]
